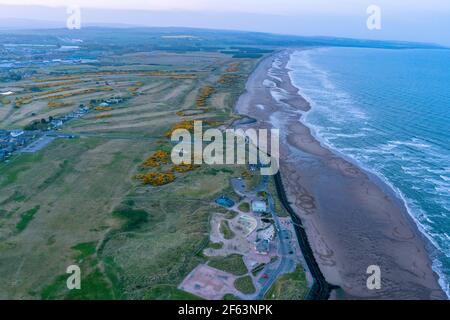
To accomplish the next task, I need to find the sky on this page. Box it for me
[0,0,449,45]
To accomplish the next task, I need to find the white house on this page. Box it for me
[252,200,267,214]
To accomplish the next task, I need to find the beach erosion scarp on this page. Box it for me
[234,49,446,299]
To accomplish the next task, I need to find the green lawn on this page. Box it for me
[112,206,149,232]
[234,276,256,294]
[65,268,114,300]
[208,254,248,276]
[72,242,97,262]
[265,266,308,300]
[238,202,250,213]
[15,205,40,232]
[144,285,202,300]
[208,241,224,250]
[219,220,235,240]
[268,178,289,217]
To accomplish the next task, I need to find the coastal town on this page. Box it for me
[1,15,447,302]
[0,97,127,162]
[0,107,84,162]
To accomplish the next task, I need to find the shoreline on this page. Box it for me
[284,49,449,298]
[235,49,446,299]
[289,72,450,299]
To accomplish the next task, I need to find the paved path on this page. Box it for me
[19,135,55,153]
[231,175,297,300]
[254,176,296,299]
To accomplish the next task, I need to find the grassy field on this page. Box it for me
[15,206,40,232]
[144,285,202,300]
[219,220,235,240]
[234,276,256,295]
[268,178,290,217]
[265,266,309,300]
[207,254,248,276]
[0,49,261,299]
[208,241,224,250]
[238,202,250,213]
[0,137,150,298]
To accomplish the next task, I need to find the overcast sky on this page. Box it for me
[0,0,449,45]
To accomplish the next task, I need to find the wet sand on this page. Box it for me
[235,50,446,299]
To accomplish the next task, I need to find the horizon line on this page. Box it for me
[0,23,448,49]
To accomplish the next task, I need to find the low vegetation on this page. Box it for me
[234,276,256,295]
[72,241,97,262]
[144,285,202,300]
[268,179,289,217]
[242,170,260,191]
[165,120,195,138]
[140,150,170,168]
[136,172,176,186]
[16,205,40,232]
[219,220,235,240]
[112,206,149,232]
[208,241,224,250]
[265,266,308,300]
[94,113,113,119]
[238,202,250,213]
[208,254,248,276]
[196,86,215,108]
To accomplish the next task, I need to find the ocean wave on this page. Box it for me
[289,52,368,123]
[330,132,367,139]
[391,139,433,149]
[287,48,450,298]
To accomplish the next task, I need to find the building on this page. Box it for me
[51,120,63,128]
[255,239,270,255]
[257,225,275,241]
[252,200,267,214]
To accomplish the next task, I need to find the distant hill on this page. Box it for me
[0,4,448,47]
[0,18,64,30]
[0,26,446,51]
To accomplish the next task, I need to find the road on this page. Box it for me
[231,175,297,300]
[253,176,296,299]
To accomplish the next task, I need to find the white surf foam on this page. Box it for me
[286,48,450,298]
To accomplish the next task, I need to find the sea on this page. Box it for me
[288,47,450,297]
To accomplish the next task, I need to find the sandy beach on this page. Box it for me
[235,50,446,299]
